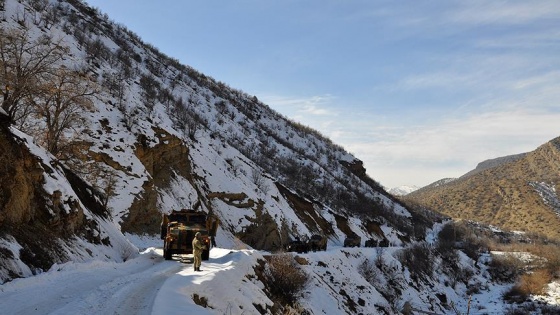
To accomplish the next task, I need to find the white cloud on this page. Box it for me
[309,108,560,189]
[399,71,478,90]
[259,94,338,118]
[399,52,560,92]
[449,1,560,26]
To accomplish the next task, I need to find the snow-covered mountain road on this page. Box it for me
[3,242,560,315]
[0,248,180,315]
[0,247,270,315]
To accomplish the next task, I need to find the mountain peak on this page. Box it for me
[405,136,560,240]
[388,185,419,196]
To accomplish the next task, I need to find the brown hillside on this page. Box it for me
[405,136,560,240]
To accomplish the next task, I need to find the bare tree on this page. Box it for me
[252,169,270,194]
[97,168,119,210]
[0,27,68,124]
[174,97,201,141]
[102,70,127,108]
[139,73,159,110]
[27,68,96,155]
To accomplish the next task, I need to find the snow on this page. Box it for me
[0,234,269,315]
[537,281,560,305]
[0,237,34,279]
[529,181,560,217]
[1,0,560,313]
[388,185,419,196]
[2,235,560,314]
[154,249,272,315]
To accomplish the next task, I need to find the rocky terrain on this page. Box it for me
[405,136,560,240]
[1,1,559,313]
[0,0,416,284]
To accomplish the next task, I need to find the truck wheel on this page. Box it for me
[164,249,172,260]
[160,226,166,240]
[164,242,172,260]
[202,249,210,261]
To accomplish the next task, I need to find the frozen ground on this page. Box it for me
[0,235,270,315]
[1,235,560,314]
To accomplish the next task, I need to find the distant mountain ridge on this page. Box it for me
[460,153,528,179]
[405,136,560,240]
[388,185,419,196]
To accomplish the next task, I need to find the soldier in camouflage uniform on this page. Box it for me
[192,232,206,271]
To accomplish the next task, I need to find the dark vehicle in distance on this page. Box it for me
[285,239,309,253]
[343,235,361,248]
[364,238,390,247]
[308,234,327,251]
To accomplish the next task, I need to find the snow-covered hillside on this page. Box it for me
[0,236,527,315]
[0,0,410,285]
[2,0,416,258]
[1,0,560,313]
[388,185,419,196]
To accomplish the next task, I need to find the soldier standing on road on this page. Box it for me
[192,232,206,272]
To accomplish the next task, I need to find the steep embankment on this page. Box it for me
[405,136,560,240]
[0,119,136,283]
[0,242,511,315]
[0,0,416,283]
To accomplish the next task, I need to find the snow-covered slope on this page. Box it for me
[0,0,412,284]
[2,0,559,313]
[0,126,137,282]
[0,237,524,315]
[388,185,419,196]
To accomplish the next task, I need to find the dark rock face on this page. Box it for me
[122,128,193,234]
[0,125,114,283]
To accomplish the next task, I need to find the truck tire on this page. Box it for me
[164,242,172,260]
[160,225,166,240]
[202,248,210,261]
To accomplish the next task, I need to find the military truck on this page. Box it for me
[343,235,361,247]
[285,238,309,253]
[308,234,327,251]
[364,238,390,247]
[160,209,219,261]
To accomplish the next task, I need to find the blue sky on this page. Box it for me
[86,0,560,188]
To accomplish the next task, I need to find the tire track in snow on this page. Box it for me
[0,250,187,315]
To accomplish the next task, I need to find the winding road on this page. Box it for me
[0,249,187,315]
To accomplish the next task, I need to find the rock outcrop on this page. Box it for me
[122,128,193,234]
[0,123,131,282]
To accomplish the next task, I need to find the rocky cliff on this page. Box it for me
[0,114,135,282]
